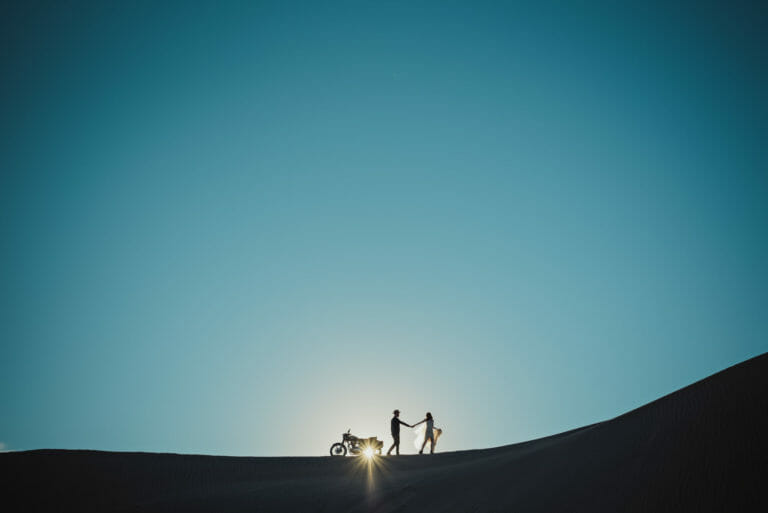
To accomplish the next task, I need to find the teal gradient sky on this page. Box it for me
[1,1,767,456]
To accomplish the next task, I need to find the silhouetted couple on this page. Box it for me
[387,410,438,455]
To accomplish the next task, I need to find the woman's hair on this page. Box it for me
[426,412,432,419]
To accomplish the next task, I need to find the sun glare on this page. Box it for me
[363,447,374,459]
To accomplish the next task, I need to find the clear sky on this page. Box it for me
[1,1,767,456]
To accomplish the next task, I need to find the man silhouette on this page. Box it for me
[387,409,411,456]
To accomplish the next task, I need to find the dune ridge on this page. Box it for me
[3,352,766,512]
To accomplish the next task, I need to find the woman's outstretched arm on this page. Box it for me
[412,418,426,427]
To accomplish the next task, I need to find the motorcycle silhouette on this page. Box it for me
[330,429,384,457]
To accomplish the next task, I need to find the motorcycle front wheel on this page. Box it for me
[330,443,347,457]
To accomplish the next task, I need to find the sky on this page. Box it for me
[1,0,767,456]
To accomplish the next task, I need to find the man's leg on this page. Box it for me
[387,434,399,455]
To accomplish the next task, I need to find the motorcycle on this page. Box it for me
[330,429,384,457]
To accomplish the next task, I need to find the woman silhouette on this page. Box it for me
[413,412,438,454]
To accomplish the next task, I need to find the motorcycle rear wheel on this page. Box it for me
[330,443,347,457]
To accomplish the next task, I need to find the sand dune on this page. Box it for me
[4,352,766,512]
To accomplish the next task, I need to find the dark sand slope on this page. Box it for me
[4,353,767,512]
